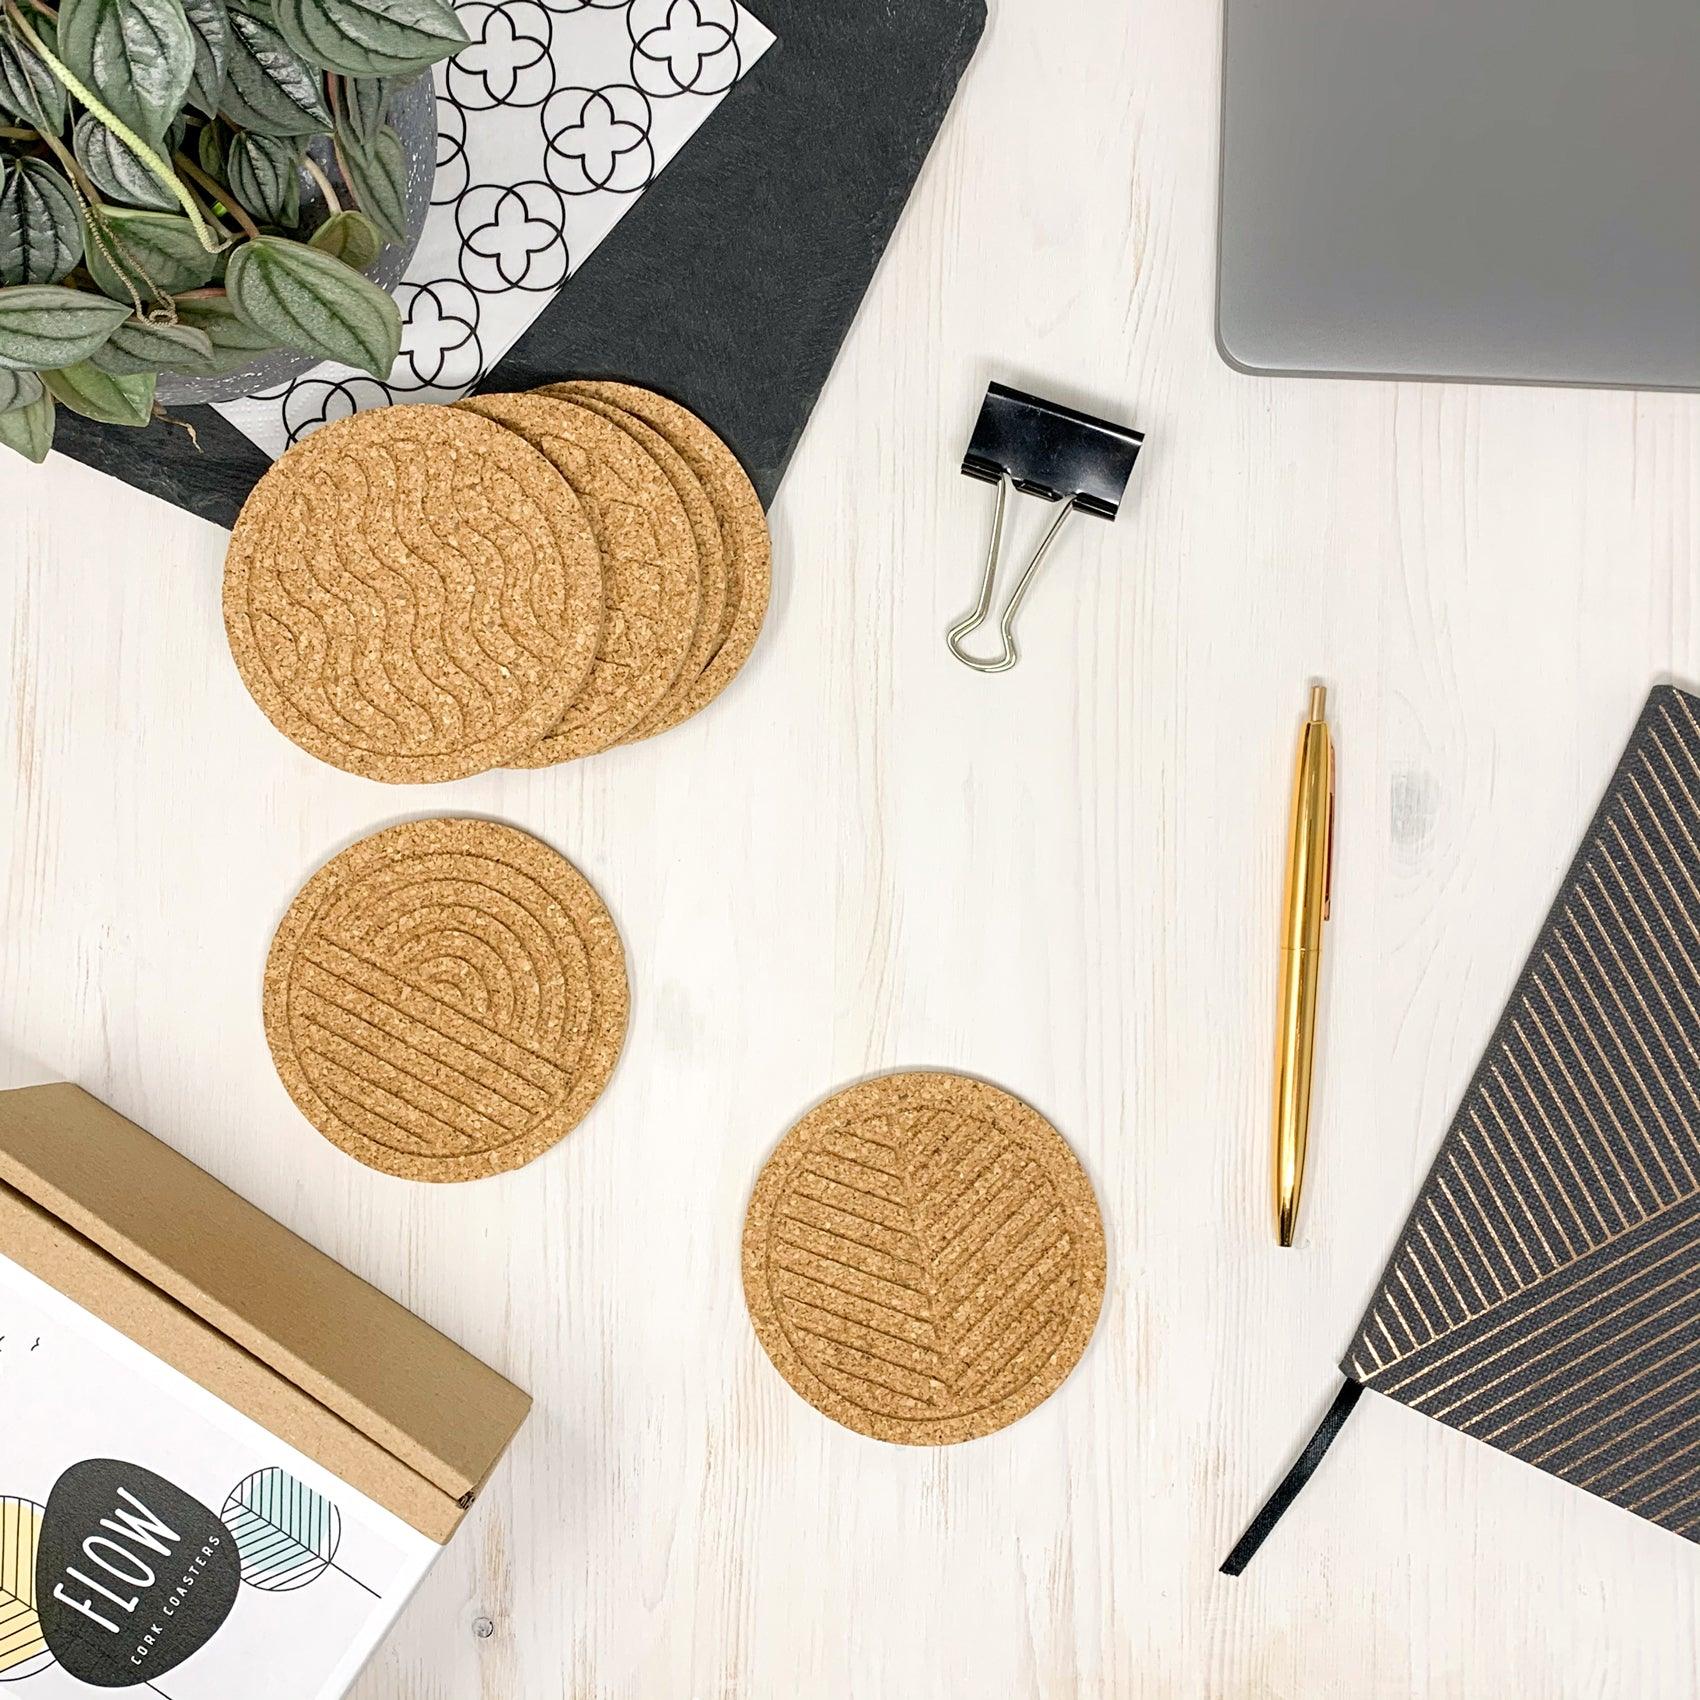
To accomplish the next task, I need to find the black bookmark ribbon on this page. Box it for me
[1220,1376,1364,1576]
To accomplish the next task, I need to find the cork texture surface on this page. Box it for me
[457,393,699,765]
[222,406,603,784]
[557,393,730,743]
[548,382,771,724]
[263,818,628,1182]
[742,1072,1106,1445]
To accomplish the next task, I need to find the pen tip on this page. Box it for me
[1309,683,1327,720]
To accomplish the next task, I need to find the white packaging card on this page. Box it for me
[0,1251,438,1700]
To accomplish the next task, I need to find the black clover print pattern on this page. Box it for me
[543,85,654,194]
[391,280,484,388]
[444,1,557,109]
[214,0,773,457]
[433,93,469,204]
[629,0,743,97]
[456,180,571,290]
[282,376,398,444]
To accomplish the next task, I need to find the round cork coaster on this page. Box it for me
[556,392,729,743]
[545,382,770,724]
[223,406,603,784]
[263,817,628,1182]
[457,392,699,764]
[742,1071,1106,1445]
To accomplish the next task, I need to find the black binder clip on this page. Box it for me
[949,382,1144,673]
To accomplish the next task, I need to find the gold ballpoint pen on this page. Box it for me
[1272,683,1335,1246]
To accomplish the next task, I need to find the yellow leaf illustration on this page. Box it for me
[0,1498,52,1682]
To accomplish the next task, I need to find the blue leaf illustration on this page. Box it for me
[221,1468,341,1593]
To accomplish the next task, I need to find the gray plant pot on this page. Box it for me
[155,72,437,408]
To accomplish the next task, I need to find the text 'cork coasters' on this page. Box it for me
[264,818,628,1182]
[742,1072,1106,1445]
[223,406,604,784]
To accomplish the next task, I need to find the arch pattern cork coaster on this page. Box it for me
[742,1072,1106,1445]
[263,818,628,1182]
[223,406,604,785]
[222,384,771,782]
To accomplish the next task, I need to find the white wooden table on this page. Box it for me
[5,1,1700,1694]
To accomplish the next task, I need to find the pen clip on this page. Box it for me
[1323,740,1336,922]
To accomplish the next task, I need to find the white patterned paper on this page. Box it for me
[214,0,773,457]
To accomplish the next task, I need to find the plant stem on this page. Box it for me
[0,123,38,139]
[175,152,260,242]
[302,152,341,216]
[3,1,225,252]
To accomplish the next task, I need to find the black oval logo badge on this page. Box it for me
[35,1459,241,1688]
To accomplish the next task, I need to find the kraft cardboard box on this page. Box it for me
[0,1083,531,1699]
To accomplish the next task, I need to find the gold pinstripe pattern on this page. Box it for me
[1345,689,1700,1543]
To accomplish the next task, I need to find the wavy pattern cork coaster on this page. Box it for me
[457,393,699,765]
[547,382,771,727]
[264,818,628,1182]
[223,384,770,779]
[742,1072,1106,1444]
[223,406,604,784]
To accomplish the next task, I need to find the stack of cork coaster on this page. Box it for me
[264,818,627,1181]
[222,385,771,783]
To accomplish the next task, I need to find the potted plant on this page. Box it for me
[0,0,468,462]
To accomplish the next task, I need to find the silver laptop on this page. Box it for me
[1217,0,1700,391]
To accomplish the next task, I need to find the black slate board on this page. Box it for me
[52,0,987,529]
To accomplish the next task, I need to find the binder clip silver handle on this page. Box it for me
[947,382,1144,675]
[947,475,1077,674]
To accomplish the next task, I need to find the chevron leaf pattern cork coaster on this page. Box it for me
[742,1072,1107,1444]
[263,818,628,1181]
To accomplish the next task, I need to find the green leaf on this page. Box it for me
[0,365,43,411]
[75,112,181,210]
[45,360,156,424]
[336,71,387,147]
[307,206,379,269]
[226,130,301,225]
[275,0,464,77]
[335,122,405,243]
[59,0,197,145]
[171,290,283,370]
[0,284,132,371]
[0,384,52,460]
[83,208,220,302]
[88,314,216,373]
[196,115,226,176]
[183,0,229,114]
[221,9,333,135]
[0,160,83,285]
[0,18,66,133]
[225,233,398,373]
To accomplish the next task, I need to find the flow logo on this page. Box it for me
[34,1460,241,1688]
